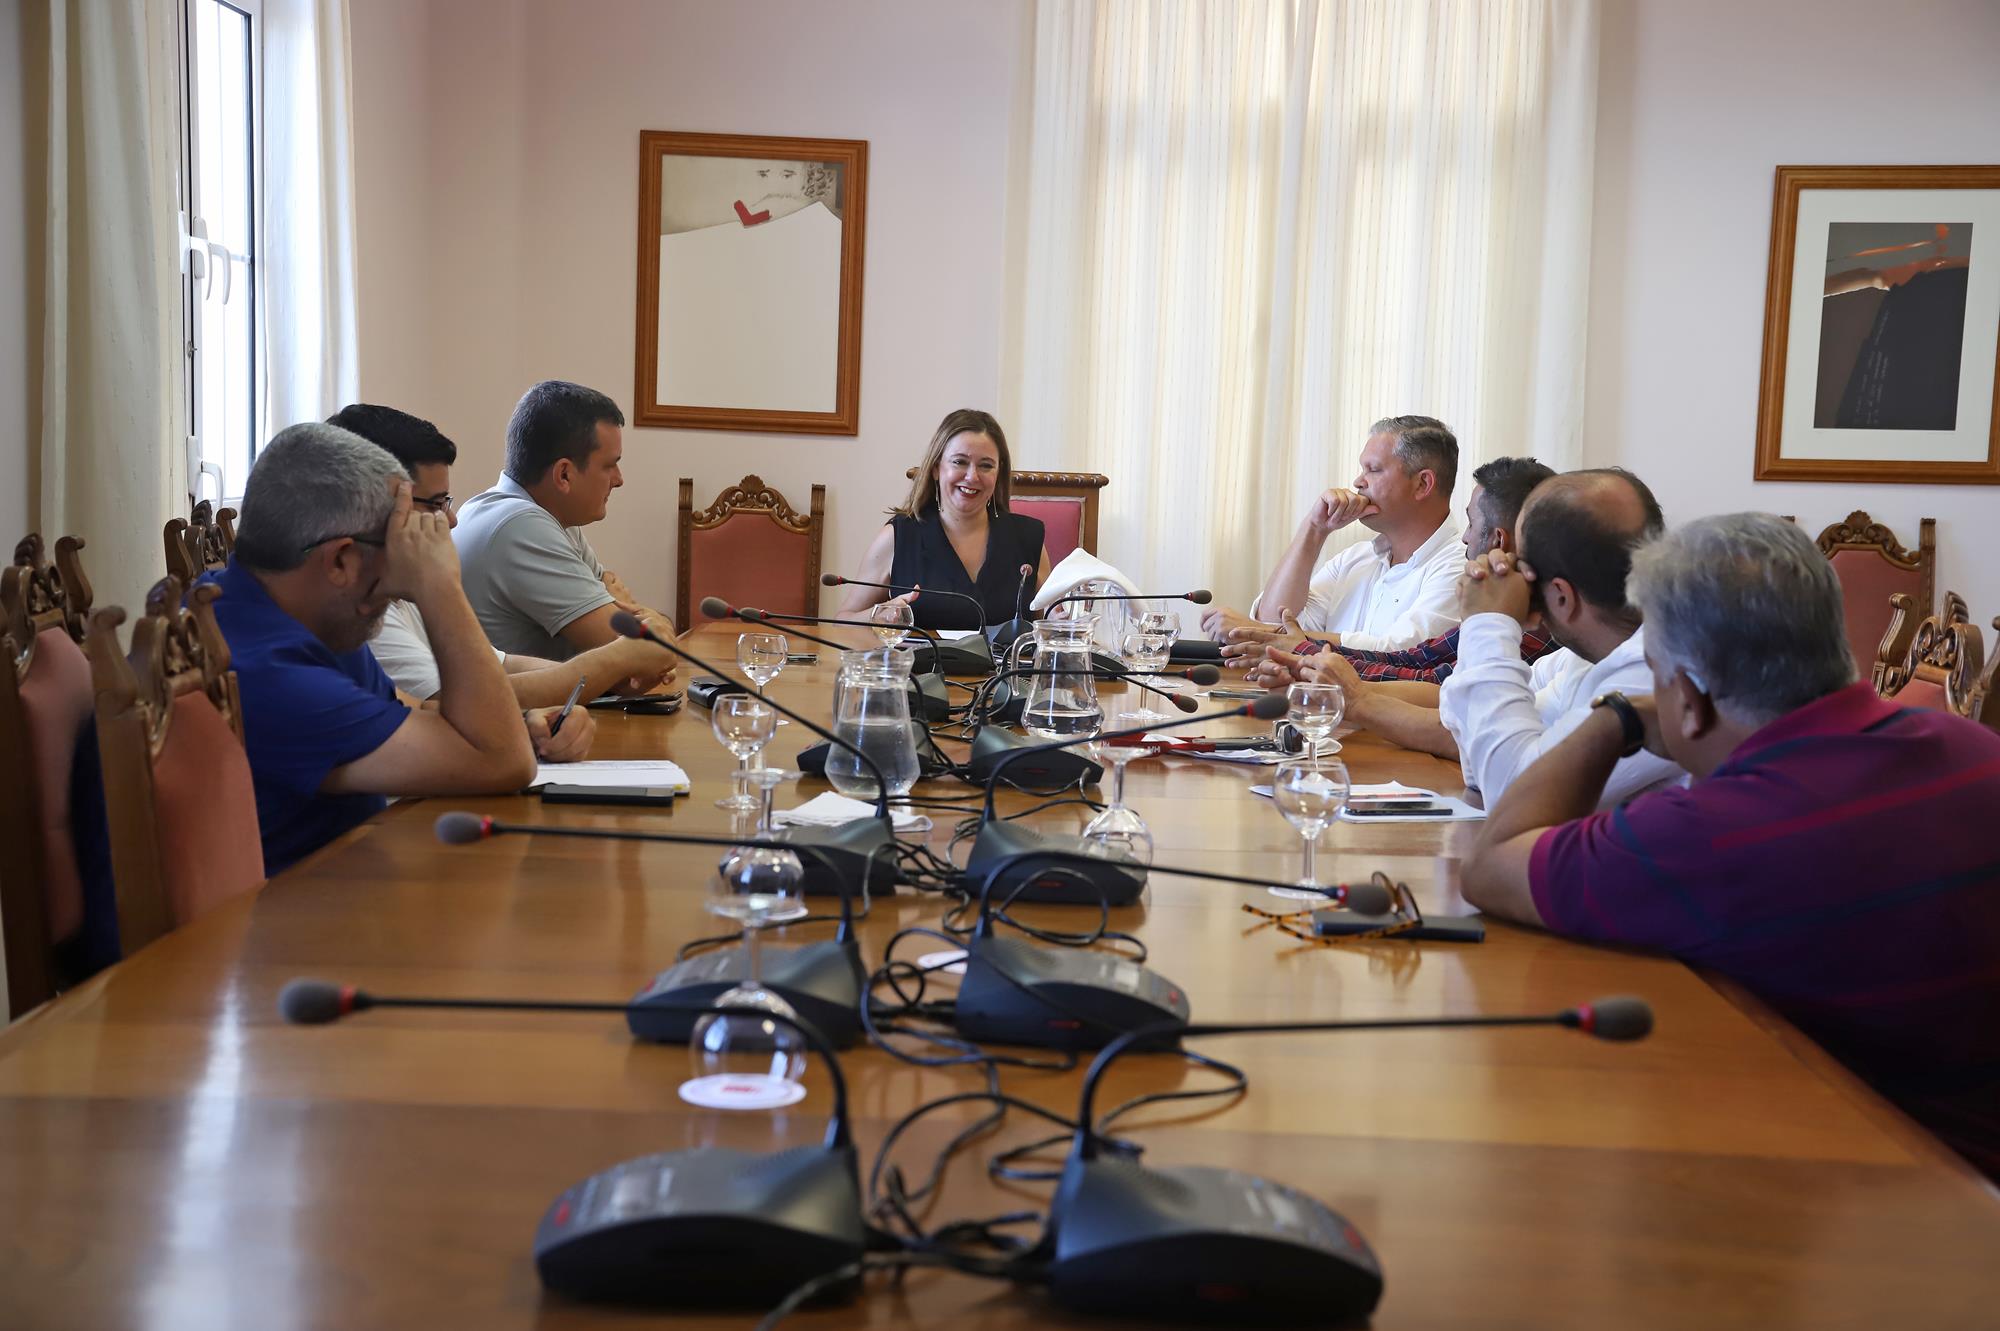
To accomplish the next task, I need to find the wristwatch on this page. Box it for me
[1590,691,1645,758]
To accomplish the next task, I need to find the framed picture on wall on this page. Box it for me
[1754,164,2000,484]
[634,130,868,435]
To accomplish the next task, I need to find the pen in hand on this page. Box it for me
[549,675,587,736]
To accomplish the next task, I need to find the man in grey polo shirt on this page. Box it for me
[455,380,677,660]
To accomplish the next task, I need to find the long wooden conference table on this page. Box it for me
[3,626,1998,1328]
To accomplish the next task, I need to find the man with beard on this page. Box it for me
[209,422,536,875]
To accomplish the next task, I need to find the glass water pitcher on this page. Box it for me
[1020,617,1105,741]
[824,647,922,800]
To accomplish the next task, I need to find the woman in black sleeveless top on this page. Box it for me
[842,409,1051,632]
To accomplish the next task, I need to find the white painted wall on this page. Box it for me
[1,0,31,547]
[1587,0,2000,626]
[347,0,1029,616]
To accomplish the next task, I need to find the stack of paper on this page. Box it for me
[772,792,932,834]
[531,760,691,793]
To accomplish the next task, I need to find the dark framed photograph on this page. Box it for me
[634,130,868,435]
[1754,165,2000,485]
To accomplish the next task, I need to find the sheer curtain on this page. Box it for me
[263,0,361,430]
[31,0,185,624]
[1005,0,1598,606]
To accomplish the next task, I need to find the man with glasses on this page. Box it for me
[329,404,677,711]
[209,422,538,875]
[1463,513,2000,1180]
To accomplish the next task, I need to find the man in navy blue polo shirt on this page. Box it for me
[211,422,537,875]
[1463,513,2000,1178]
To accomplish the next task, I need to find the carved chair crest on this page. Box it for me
[88,577,243,758]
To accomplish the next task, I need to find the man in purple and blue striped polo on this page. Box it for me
[1463,513,2000,1179]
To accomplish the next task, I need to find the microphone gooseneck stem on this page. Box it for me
[980,702,1256,821]
[828,575,988,635]
[455,817,862,942]
[970,663,1198,725]
[968,847,1388,930]
[287,984,853,1149]
[609,615,893,822]
[1069,1009,1623,1160]
[742,608,949,668]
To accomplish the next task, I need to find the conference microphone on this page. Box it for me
[278,978,866,1309]
[433,811,878,1044]
[701,598,951,722]
[609,612,904,896]
[969,660,1224,727]
[976,693,1288,819]
[1043,998,1655,1324]
[946,854,1394,1053]
[1045,587,1214,611]
[989,561,1037,655]
[820,573,994,674]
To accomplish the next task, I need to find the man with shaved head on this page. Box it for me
[1437,467,1684,809]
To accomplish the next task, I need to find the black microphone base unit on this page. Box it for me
[910,632,995,676]
[965,821,1148,907]
[967,726,1104,789]
[628,940,867,1048]
[534,1143,866,1308]
[776,816,904,898]
[953,934,1188,1051]
[1045,1155,1383,1325]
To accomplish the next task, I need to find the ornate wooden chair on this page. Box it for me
[905,467,1109,568]
[84,577,264,958]
[1872,591,1985,718]
[676,475,825,631]
[1810,511,1935,675]
[163,500,238,585]
[1969,618,2000,731]
[0,535,97,1015]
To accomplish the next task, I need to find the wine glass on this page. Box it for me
[1118,610,1178,725]
[1285,681,1346,765]
[682,782,810,1109]
[870,599,914,648]
[737,631,788,696]
[1268,757,1350,901]
[711,693,774,813]
[1082,709,1154,865]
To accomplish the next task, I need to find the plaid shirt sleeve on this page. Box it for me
[1294,625,1559,684]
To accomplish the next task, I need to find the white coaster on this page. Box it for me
[677,1074,808,1110]
[915,948,968,977]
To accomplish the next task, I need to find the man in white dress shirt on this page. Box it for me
[1205,415,1464,660]
[1439,468,1683,810]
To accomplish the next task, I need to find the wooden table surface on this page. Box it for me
[3,628,1997,1329]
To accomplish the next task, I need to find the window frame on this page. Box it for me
[176,0,265,509]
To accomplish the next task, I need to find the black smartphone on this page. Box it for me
[584,694,684,715]
[786,652,819,664]
[540,785,678,807]
[1311,910,1485,942]
[687,676,749,708]
[1345,800,1451,818]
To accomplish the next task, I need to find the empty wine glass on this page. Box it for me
[1285,681,1345,765]
[1268,756,1350,901]
[737,631,788,696]
[711,693,774,812]
[870,599,914,648]
[1118,610,1178,725]
[683,764,810,1110]
[1082,709,1155,865]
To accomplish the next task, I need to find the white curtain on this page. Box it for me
[33,0,185,623]
[262,0,360,430]
[1006,0,1599,607]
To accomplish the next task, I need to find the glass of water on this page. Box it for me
[737,631,788,696]
[1082,710,1154,865]
[1119,610,1178,725]
[711,693,774,812]
[1268,756,1350,901]
[1285,681,1345,765]
[870,599,914,649]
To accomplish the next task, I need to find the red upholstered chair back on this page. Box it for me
[85,578,264,958]
[1873,591,1987,722]
[1012,496,1086,566]
[0,534,95,1015]
[1811,511,1935,674]
[677,476,824,631]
